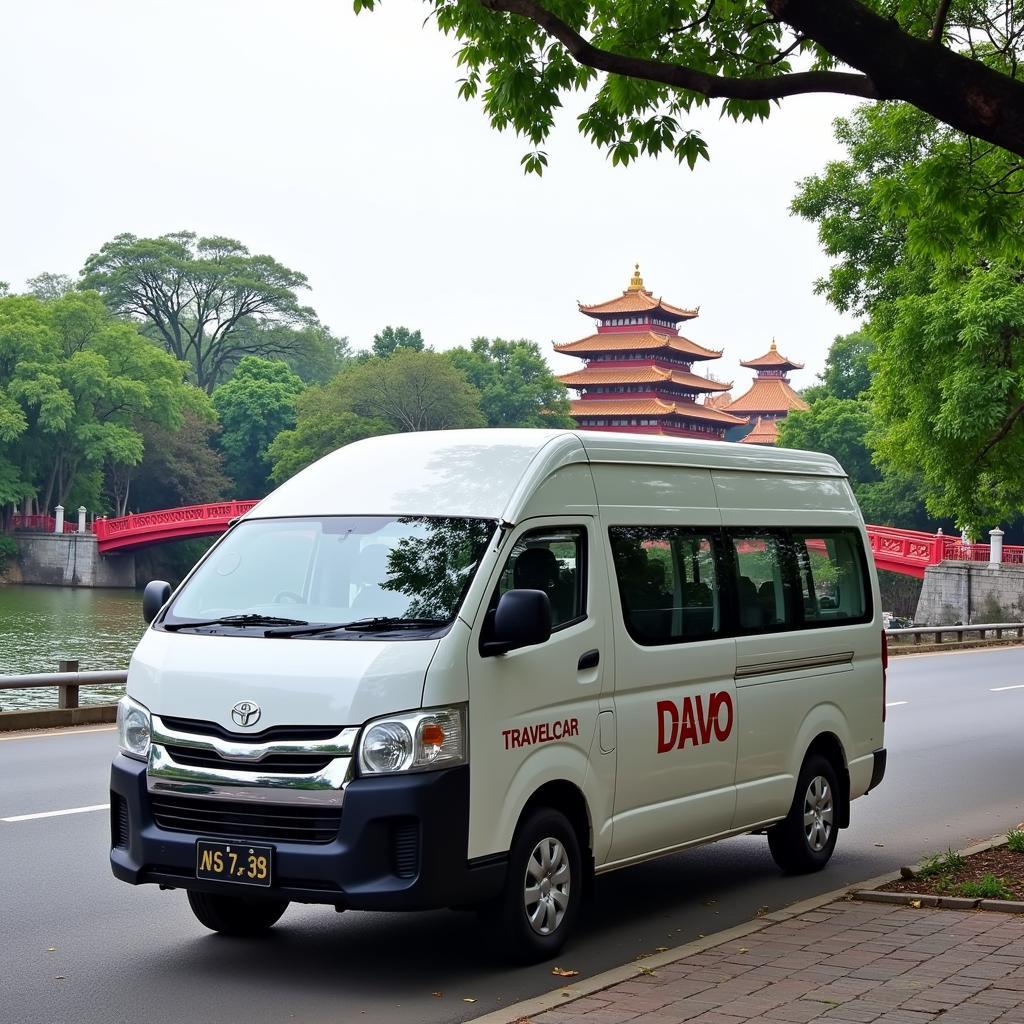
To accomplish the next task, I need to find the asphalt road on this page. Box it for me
[2,646,1023,1024]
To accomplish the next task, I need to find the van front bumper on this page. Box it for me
[109,755,505,910]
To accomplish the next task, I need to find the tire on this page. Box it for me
[768,754,840,874]
[479,807,583,963]
[187,890,289,936]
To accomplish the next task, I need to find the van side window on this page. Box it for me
[793,530,868,624]
[609,528,721,645]
[729,533,796,631]
[494,527,586,630]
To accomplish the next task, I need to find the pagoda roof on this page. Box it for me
[740,339,804,372]
[579,265,698,322]
[724,377,809,414]
[739,416,780,445]
[553,331,721,362]
[704,391,734,409]
[570,398,748,426]
[557,366,732,392]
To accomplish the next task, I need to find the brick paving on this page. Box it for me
[530,901,1024,1024]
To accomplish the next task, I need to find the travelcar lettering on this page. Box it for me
[657,692,733,752]
[503,718,579,750]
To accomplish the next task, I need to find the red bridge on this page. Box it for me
[91,501,260,553]
[9,507,1022,574]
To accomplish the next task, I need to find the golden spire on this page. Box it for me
[770,338,778,351]
[628,263,645,291]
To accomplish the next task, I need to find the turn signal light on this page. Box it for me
[421,723,446,747]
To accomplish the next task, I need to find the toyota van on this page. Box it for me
[110,429,886,960]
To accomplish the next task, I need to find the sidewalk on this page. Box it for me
[524,899,1024,1024]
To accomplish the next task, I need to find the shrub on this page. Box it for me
[0,534,18,574]
[1007,829,1024,854]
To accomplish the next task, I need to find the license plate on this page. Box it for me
[196,840,273,887]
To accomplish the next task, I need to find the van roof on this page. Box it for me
[249,429,845,523]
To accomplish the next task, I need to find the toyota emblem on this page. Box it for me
[231,701,261,728]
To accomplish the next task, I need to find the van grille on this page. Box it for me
[150,794,341,844]
[158,716,343,743]
[162,744,334,775]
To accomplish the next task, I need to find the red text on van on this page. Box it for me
[657,692,733,752]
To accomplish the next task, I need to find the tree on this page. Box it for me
[0,290,197,515]
[802,331,875,402]
[212,357,306,498]
[446,336,574,427]
[793,102,1024,531]
[267,350,485,482]
[356,0,1024,169]
[80,232,316,392]
[372,325,425,358]
[126,407,230,513]
[25,273,74,301]
[226,320,352,384]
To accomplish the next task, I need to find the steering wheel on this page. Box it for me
[273,591,304,604]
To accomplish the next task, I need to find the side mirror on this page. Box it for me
[481,589,552,657]
[142,580,172,624]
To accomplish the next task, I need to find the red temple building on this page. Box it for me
[555,266,748,440]
[722,340,809,445]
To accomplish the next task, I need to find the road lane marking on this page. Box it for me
[0,725,116,742]
[990,684,1024,691]
[885,701,909,707]
[2,803,108,823]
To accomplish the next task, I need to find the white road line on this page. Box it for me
[885,701,909,707]
[0,725,116,742]
[990,684,1024,691]
[2,803,109,823]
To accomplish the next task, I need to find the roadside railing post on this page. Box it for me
[57,659,79,709]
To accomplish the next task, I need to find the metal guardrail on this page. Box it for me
[886,622,1024,645]
[0,660,127,710]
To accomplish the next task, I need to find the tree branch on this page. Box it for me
[478,0,878,101]
[929,0,953,43]
[977,400,1024,464]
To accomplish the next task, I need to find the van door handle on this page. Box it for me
[578,649,600,671]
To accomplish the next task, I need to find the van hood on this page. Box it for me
[127,629,437,732]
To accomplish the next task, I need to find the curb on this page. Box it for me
[0,703,117,732]
[465,832,1014,1024]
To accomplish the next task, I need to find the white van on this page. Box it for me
[110,429,886,960]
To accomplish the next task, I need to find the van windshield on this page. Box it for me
[161,515,496,636]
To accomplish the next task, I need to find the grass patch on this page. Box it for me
[917,849,966,879]
[959,875,1014,900]
[1007,829,1024,854]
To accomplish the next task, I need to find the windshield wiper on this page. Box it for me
[264,616,449,637]
[163,614,310,632]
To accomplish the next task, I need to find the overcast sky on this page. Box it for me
[1,0,862,391]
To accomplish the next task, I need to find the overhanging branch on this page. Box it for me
[478,0,878,101]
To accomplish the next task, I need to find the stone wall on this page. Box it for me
[915,561,1024,625]
[16,534,135,588]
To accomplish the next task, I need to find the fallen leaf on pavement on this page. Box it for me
[738,947,749,953]
[910,899,922,909]
[551,967,578,977]
[463,997,477,1003]
[638,966,657,976]
[432,992,442,998]
[655,947,669,952]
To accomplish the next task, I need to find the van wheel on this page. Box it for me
[187,890,289,936]
[480,807,582,963]
[768,754,839,874]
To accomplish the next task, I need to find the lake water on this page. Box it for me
[0,585,144,710]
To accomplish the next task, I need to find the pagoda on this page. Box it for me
[723,340,809,444]
[555,266,748,440]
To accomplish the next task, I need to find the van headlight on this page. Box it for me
[117,695,151,762]
[358,705,467,775]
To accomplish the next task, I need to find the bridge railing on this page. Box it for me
[10,515,79,534]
